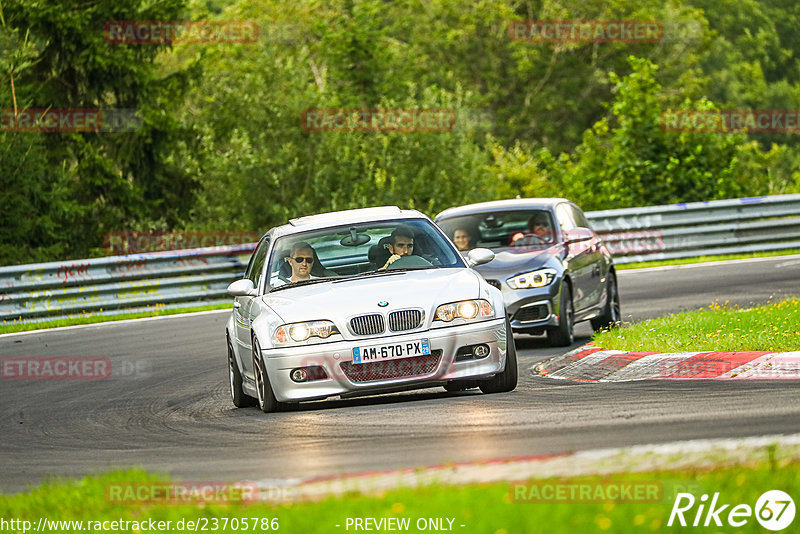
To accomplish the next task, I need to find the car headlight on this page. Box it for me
[273,320,339,345]
[434,299,494,322]
[507,268,557,289]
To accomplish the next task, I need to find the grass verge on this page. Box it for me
[1,459,796,533]
[0,303,230,335]
[593,298,800,352]
[616,249,800,270]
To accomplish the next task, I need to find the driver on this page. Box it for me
[511,212,554,245]
[380,226,415,269]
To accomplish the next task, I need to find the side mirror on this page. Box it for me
[564,227,594,245]
[227,278,257,297]
[466,247,495,267]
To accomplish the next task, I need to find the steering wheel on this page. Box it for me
[387,255,433,269]
[511,232,545,246]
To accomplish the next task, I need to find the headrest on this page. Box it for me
[368,236,393,266]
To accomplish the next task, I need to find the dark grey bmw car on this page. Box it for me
[435,198,620,346]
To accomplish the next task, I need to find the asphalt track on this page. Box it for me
[1,256,799,492]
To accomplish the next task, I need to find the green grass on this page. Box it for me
[1,459,797,533]
[0,303,230,335]
[616,249,800,270]
[593,298,800,352]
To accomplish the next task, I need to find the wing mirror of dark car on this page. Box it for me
[563,227,594,245]
[466,247,495,267]
[227,278,257,297]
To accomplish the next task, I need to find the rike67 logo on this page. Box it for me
[668,490,795,531]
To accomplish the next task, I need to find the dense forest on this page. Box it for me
[1,0,799,265]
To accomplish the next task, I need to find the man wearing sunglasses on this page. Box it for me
[274,242,321,286]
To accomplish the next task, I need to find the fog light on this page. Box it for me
[290,368,308,382]
[474,344,490,358]
[290,366,328,383]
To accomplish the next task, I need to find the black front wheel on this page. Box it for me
[547,284,575,347]
[252,337,283,413]
[480,318,518,394]
[228,339,257,408]
[591,272,621,331]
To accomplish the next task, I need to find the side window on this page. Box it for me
[246,239,270,289]
[570,204,590,228]
[555,204,577,232]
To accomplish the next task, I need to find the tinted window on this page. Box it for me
[247,239,269,288]
[555,204,577,231]
[437,209,557,252]
[267,218,463,289]
[570,204,590,228]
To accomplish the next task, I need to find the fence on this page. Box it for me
[2,194,800,323]
[585,194,800,264]
[0,245,254,323]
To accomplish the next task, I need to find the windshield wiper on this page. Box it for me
[351,266,436,278]
[268,276,346,292]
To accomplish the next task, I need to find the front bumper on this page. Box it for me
[487,281,561,332]
[261,317,507,402]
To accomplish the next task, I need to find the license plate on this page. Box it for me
[352,338,430,364]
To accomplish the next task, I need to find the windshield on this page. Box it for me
[266,218,464,290]
[437,210,558,253]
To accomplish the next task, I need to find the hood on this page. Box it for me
[261,268,481,324]
[473,246,562,279]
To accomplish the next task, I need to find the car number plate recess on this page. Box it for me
[352,338,430,364]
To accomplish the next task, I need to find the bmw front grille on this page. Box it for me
[349,313,385,336]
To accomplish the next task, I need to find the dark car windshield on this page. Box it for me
[266,218,464,290]
[437,210,558,253]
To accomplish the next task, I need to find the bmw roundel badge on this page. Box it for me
[378,301,389,307]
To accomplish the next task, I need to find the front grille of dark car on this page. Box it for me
[486,279,502,290]
[349,314,385,336]
[514,304,549,322]
[388,309,423,332]
[340,350,442,383]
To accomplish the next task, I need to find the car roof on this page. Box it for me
[266,206,431,239]
[434,198,571,220]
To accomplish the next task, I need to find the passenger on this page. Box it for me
[452,228,473,251]
[380,226,415,269]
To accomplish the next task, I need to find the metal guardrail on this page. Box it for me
[585,194,800,264]
[0,245,254,323]
[2,194,800,323]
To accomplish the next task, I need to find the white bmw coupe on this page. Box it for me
[225,206,517,412]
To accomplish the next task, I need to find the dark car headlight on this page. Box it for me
[507,268,557,289]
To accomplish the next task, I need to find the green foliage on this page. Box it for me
[0,0,198,264]
[3,0,800,264]
[493,57,796,210]
[179,0,495,232]
[3,462,800,533]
